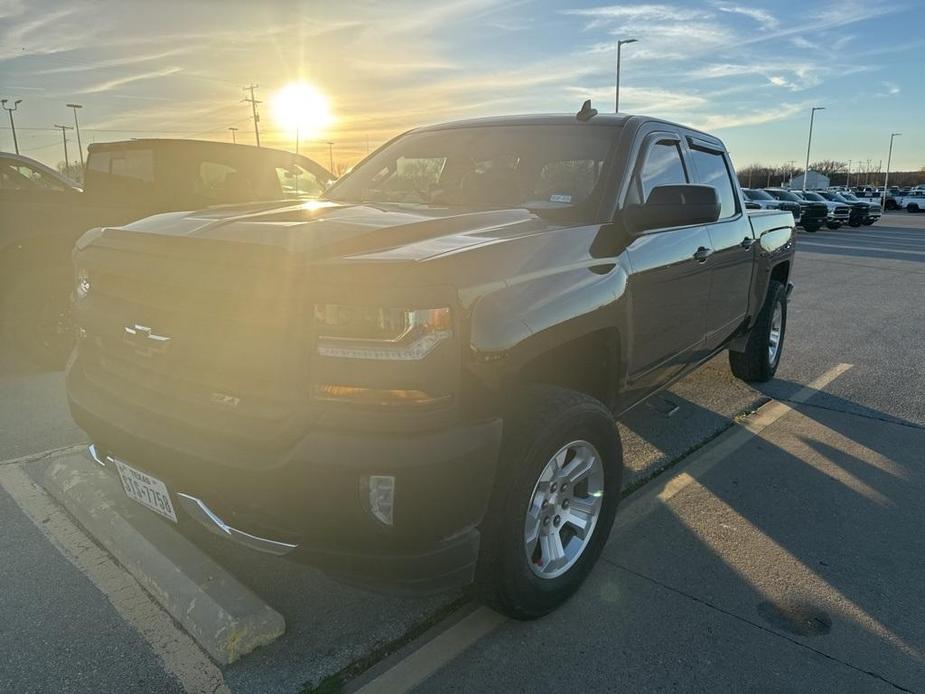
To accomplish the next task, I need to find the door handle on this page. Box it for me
[740,237,755,249]
[693,246,713,262]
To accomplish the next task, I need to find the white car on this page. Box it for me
[895,190,925,212]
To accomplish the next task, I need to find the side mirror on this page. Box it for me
[625,184,721,233]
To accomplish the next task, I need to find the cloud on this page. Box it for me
[80,66,183,94]
[714,4,779,29]
[694,102,809,131]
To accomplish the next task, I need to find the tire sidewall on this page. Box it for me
[482,393,622,618]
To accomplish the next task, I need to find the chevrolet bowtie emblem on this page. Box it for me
[123,323,171,357]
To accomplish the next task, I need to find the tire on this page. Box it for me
[862,219,875,226]
[0,266,75,371]
[826,222,841,230]
[802,222,820,232]
[476,385,623,619]
[849,221,861,227]
[729,280,787,383]
[909,204,920,213]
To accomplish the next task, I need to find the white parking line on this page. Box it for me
[0,464,230,694]
[798,242,925,256]
[353,362,854,693]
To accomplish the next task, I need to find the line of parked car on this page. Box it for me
[741,186,881,232]
[851,184,925,212]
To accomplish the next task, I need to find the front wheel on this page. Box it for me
[729,280,787,383]
[909,204,920,213]
[476,386,623,619]
[802,222,820,232]
[849,221,862,227]
[862,219,875,226]
[826,222,841,230]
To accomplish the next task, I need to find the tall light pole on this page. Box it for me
[53,124,73,176]
[615,38,638,113]
[1,98,22,154]
[882,133,901,209]
[242,84,261,147]
[846,159,852,188]
[802,106,825,192]
[228,126,238,144]
[66,103,84,173]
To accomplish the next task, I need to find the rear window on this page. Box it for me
[744,189,773,201]
[89,148,155,183]
[689,147,737,219]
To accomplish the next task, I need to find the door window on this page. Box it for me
[690,147,737,219]
[638,141,687,202]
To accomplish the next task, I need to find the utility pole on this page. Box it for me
[882,133,901,209]
[1,98,22,154]
[615,38,638,113]
[53,124,73,176]
[228,126,238,144]
[802,106,825,192]
[865,159,871,185]
[242,84,261,147]
[66,103,84,173]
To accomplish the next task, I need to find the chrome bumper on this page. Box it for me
[86,444,298,557]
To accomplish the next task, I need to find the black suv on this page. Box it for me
[765,188,825,232]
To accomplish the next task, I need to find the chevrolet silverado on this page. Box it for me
[67,107,795,618]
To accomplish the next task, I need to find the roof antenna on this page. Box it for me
[576,99,598,122]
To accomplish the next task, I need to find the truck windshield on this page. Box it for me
[744,189,774,201]
[326,124,618,215]
[801,192,826,202]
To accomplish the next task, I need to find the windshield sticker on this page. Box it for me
[549,194,572,203]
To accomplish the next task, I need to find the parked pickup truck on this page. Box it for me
[818,191,880,227]
[895,190,925,212]
[1,140,332,367]
[797,191,851,229]
[764,188,826,232]
[67,108,795,618]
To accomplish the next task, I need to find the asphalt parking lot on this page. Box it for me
[2,212,924,693]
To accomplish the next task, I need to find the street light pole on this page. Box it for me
[66,103,84,173]
[1,98,22,154]
[882,133,901,210]
[846,159,852,188]
[802,106,825,192]
[53,124,73,176]
[615,38,638,113]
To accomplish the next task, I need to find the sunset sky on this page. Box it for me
[1,0,922,174]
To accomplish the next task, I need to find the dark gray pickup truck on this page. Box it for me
[67,108,795,618]
[0,140,331,366]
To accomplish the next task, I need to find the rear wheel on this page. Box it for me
[729,280,787,383]
[476,386,623,619]
[909,204,920,213]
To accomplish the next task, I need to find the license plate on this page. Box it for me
[114,459,178,523]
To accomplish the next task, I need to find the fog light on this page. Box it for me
[363,475,395,526]
[313,385,449,408]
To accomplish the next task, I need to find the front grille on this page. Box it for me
[75,230,307,443]
[834,206,850,216]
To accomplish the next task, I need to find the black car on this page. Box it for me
[765,188,825,232]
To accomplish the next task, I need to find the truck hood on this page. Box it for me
[102,200,552,262]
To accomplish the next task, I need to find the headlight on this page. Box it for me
[75,267,90,300]
[314,304,452,360]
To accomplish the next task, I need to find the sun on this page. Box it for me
[271,82,333,140]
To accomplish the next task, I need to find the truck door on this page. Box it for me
[686,139,754,351]
[624,134,713,394]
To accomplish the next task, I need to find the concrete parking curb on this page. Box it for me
[33,452,285,665]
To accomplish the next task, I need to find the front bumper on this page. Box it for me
[69,362,503,594]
